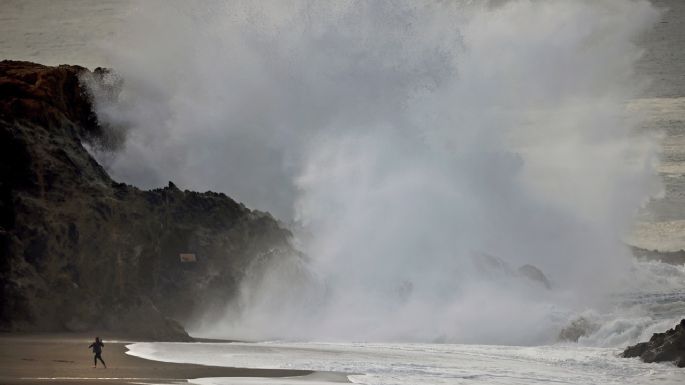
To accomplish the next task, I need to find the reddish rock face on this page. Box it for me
[0,61,99,136]
[0,61,295,339]
[0,62,110,198]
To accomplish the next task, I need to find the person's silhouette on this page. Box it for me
[88,337,106,368]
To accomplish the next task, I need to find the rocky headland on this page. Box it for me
[630,246,685,265]
[623,319,685,367]
[0,61,297,339]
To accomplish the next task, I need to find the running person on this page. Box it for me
[89,337,106,368]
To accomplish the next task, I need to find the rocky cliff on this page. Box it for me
[623,319,685,367]
[0,61,295,339]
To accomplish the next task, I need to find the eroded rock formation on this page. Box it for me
[623,319,685,367]
[0,61,295,339]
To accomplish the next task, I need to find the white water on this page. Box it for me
[86,0,666,344]
[127,260,685,384]
[126,341,684,385]
[76,0,680,350]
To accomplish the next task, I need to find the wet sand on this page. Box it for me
[0,333,316,385]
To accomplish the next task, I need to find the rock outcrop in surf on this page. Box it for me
[0,61,295,339]
[630,246,685,265]
[557,317,599,342]
[470,252,552,290]
[623,319,685,367]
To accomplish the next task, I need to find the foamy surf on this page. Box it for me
[127,341,684,385]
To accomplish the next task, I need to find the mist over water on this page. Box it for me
[89,0,667,344]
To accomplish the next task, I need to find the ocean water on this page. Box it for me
[125,259,685,384]
[630,0,685,250]
[126,340,684,385]
[0,0,132,69]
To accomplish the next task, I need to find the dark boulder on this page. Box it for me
[623,319,685,367]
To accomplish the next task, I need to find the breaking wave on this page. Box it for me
[87,0,671,344]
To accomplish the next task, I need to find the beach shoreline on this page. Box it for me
[0,333,333,385]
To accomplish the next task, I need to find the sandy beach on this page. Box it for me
[0,333,315,385]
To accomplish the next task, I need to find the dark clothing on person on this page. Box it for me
[93,352,106,367]
[89,339,106,367]
[89,341,103,354]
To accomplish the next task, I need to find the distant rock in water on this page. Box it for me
[558,317,599,342]
[517,264,551,290]
[470,252,514,278]
[0,61,297,339]
[623,319,685,367]
[470,252,552,290]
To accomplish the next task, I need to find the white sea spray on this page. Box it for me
[87,0,666,344]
